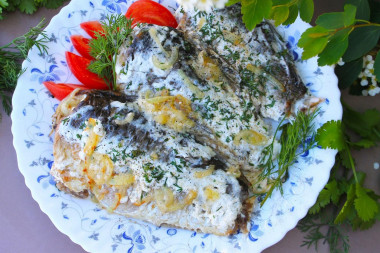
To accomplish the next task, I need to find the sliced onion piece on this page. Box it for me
[246,64,285,92]
[178,69,204,98]
[152,46,179,70]
[148,27,169,56]
[233,129,267,146]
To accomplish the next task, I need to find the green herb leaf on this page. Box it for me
[39,0,67,9]
[346,0,370,20]
[18,0,37,14]
[298,26,330,60]
[270,5,289,26]
[0,19,48,118]
[343,104,380,140]
[282,4,298,25]
[351,138,377,149]
[355,184,379,222]
[309,180,340,214]
[298,0,314,23]
[339,149,354,169]
[315,4,356,29]
[336,57,363,89]
[226,0,241,6]
[88,14,133,89]
[335,183,356,224]
[343,26,380,62]
[241,0,272,30]
[318,28,351,66]
[0,0,8,8]
[259,110,318,205]
[0,0,66,19]
[316,120,346,151]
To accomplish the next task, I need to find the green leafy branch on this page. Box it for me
[226,0,314,30]
[0,19,48,119]
[298,0,380,92]
[298,104,380,252]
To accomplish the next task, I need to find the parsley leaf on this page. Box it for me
[18,0,36,14]
[351,139,376,149]
[343,103,380,140]
[0,0,67,20]
[316,120,346,151]
[355,184,379,222]
[334,183,356,224]
[309,180,341,214]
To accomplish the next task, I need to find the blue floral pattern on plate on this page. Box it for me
[11,1,342,252]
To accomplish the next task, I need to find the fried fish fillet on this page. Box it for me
[51,6,317,236]
[51,90,255,235]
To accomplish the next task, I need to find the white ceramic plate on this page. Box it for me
[11,0,342,252]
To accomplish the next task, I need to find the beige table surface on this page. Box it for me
[1,1,380,252]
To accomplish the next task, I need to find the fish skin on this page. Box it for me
[256,22,307,101]
[67,90,226,167]
[178,5,308,118]
[116,25,272,171]
[51,89,252,235]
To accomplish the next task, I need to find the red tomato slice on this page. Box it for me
[80,21,105,39]
[126,0,178,28]
[71,35,93,60]
[65,51,109,90]
[43,81,88,101]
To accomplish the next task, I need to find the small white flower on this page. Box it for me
[196,0,215,12]
[362,89,369,96]
[371,76,377,85]
[337,58,345,66]
[212,0,228,9]
[177,0,198,11]
[178,0,227,11]
[374,162,379,170]
[366,55,373,61]
[361,79,369,86]
[367,63,374,70]
[368,87,380,96]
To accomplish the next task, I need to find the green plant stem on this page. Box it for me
[345,143,358,183]
[273,0,298,8]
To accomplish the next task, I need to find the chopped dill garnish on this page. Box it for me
[143,162,165,183]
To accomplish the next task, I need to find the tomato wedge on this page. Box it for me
[80,21,105,39]
[65,51,109,90]
[71,35,93,60]
[43,81,88,101]
[126,0,178,28]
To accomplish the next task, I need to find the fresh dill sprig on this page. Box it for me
[88,14,133,90]
[258,109,319,206]
[0,19,49,119]
[298,210,350,253]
